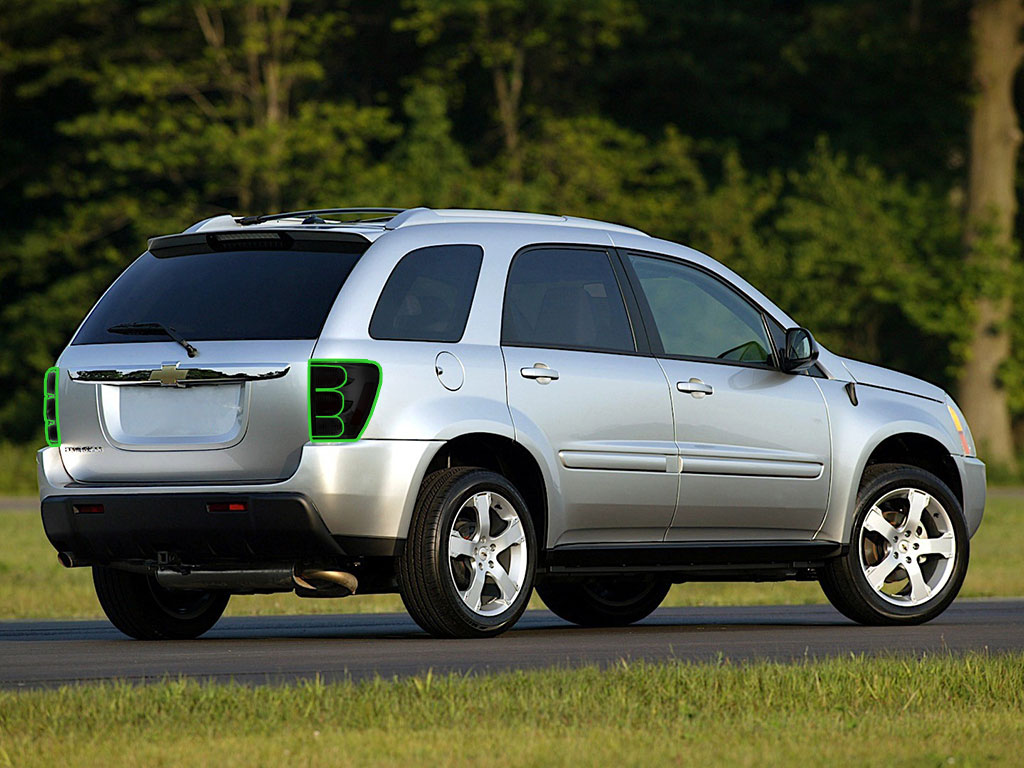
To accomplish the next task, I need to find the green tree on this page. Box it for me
[774,142,966,376]
[397,0,641,179]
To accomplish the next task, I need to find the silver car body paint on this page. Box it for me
[39,210,986,556]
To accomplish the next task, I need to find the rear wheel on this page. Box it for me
[398,467,536,638]
[93,566,229,640]
[537,576,670,627]
[820,463,968,625]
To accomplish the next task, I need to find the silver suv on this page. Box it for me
[38,207,986,639]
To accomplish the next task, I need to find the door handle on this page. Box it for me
[521,364,559,384]
[677,378,713,397]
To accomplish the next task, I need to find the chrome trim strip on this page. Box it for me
[69,362,290,387]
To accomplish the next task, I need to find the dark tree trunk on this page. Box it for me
[958,0,1024,470]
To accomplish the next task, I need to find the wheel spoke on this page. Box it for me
[905,489,931,533]
[863,506,899,542]
[461,566,486,611]
[918,534,954,559]
[905,559,932,602]
[448,533,474,558]
[491,563,519,603]
[490,517,523,554]
[473,493,491,540]
[865,556,900,591]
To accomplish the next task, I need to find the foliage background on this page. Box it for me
[1,0,1021,460]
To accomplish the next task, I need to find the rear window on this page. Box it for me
[73,248,361,344]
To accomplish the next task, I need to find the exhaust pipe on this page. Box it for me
[57,552,79,568]
[153,565,358,596]
[293,568,358,595]
[155,567,295,592]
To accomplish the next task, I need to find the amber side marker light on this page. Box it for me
[947,405,971,456]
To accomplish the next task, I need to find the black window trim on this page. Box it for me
[499,243,650,357]
[368,243,484,344]
[615,247,785,372]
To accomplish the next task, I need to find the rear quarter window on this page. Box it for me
[369,245,483,343]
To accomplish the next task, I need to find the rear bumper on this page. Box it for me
[957,455,986,537]
[38,439,442,550]
[41,492,342,565]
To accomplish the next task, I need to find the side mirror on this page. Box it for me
[781,327,819,373]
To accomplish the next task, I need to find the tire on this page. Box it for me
[537,576,670,627]
[93,566,229,640]
[820,463,969,625]
[398,467,537,638]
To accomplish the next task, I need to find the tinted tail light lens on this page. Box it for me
[43,366,60,447]
[308,360,382,441]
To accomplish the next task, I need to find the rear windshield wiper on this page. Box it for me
[106,322,199,358]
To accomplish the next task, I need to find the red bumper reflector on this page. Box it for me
[207,501,247,513]
[73,503,104,515]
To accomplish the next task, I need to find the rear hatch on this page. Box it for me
[55,230,367,484]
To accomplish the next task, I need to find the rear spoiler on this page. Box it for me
[147,230,372,258]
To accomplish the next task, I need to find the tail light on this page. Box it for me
[43,366,60,447]
[308,360,382,442]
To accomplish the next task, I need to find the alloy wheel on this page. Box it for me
[858,487,957,607]
[447,491,528,616]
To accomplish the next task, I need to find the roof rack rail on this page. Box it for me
[237,207,406,226]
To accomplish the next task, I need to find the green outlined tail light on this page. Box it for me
[43,366,60,447]
[308,360,381,442]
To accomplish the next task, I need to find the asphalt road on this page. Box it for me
[1,599,1021,688]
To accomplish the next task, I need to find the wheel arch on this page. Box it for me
[828,427,964,544]
[421,432,549,552]
[862,432,963,507]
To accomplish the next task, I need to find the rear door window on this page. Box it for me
[502,247,636,353]
[74,247,362,343]
[369,245,483,342]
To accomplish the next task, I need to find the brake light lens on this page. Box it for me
[43,366,60,447]
[947,404,971,456]
[308,360,382,442]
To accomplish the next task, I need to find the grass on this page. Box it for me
[1,494,1022,621]
[0,442,38,496]
[1,654,1022,766]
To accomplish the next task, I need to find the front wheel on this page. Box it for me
[398,467,537,638]
[820,463,968,625]
[93,566,229,640]
[537,576,670,627]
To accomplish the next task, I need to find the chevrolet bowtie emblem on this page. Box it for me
[149,362,188,387]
